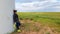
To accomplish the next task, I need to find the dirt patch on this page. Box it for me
[11,20,60,34]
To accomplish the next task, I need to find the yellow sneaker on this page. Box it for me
[17,29,21,32]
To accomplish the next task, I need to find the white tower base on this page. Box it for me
[0,0,15,34]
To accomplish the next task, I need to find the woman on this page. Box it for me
[13,10,21,32]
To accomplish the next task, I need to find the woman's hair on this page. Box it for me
[13,10,17,13]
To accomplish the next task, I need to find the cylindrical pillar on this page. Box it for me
[0,0,15,34]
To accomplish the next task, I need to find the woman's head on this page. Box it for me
[13,10,17,14]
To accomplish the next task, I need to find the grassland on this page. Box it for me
[11,12,60,34]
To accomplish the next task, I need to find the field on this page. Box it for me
[11,12,60,34]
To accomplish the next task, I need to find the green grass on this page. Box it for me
[17,12,60,24]
[46,32,50,34]
[17,12,60,32]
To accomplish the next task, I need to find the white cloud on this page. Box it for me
[46,0,58,2]
[15,1,48,10]
[15,0,60,12]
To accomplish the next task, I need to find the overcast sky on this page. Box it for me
[15,0,60,12]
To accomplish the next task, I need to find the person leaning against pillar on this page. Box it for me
[13,10,21,32]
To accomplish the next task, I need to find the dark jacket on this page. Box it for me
[13,13,19,22]
[13,13,21,28]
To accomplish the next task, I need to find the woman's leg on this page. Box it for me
[16,25,19,30]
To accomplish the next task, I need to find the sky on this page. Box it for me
[15,0,60,12]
